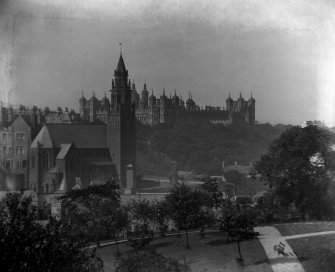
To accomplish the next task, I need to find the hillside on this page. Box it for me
[136,122,292,176]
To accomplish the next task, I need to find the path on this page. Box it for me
[283,230,335,240]
[255,226,305,272]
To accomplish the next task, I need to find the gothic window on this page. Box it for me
[43,152,50,169]
[31,154,36,169]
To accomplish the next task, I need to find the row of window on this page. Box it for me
[2,146,25,155]
[2,132,25,141]
[5,159,27,169]
[31,152,51,169]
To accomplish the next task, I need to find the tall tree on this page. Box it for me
[165,183,208,249]
[255,125,335,218]
[61,181,121,247]
[0,193,103,272]
[218,206,256,262]
[101,205,129,256]
[126,199,154,253]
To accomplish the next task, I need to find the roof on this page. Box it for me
[31,124,107,148]
[56,144,74,159]
[48,166,62,174]
[116,54,127,72]
[223,164,252,175]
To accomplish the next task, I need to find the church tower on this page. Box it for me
[107,52,136,189]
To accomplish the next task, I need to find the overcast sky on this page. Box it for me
[0,0,335,125]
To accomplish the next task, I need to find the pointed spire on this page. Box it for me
[163,89,165,96]
[119,42,122,55]
[144,82,147,90]
[116,50,126,72]
[112,79,115,88]
[229,92,231,98]
[151,89,154,96]
[189,91,191,99]
[81,90,84,97]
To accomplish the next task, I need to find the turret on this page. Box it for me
[226,92,233,111]
[148,90,156,107]
[172,90,179,106]
[140,83,149,109]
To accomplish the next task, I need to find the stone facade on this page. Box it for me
[80,84,256,126]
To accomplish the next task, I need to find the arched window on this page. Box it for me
[31,154,36,169]
[43,152,49,169]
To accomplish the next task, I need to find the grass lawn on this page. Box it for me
[274,222,335,236]
[97,232,272,272]
[288,234,335,272]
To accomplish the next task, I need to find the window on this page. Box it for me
[16,146,24,155]
[2,146,6,154]
[2,133,7,141]
[8,147,12,155]
[31,155,35,169]
[16,161,22,168]
[16,133,25,141]
[43,152,50,169]
[22,160,27,168]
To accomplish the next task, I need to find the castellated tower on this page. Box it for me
[107,53,136,188]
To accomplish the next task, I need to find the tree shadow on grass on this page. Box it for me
[206,239,228,246]
[269,257,304,265]
[147,241,174,250]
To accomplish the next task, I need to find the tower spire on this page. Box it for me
[119,42,122,55]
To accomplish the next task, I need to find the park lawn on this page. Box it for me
[274,222,335,236]
[288,234,335,272]
[97,231,272,272]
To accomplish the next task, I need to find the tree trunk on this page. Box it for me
[96,231,100,248]
[177,224,181,238]
[185,228,190,249]
[237,239,242,260]
[114,231,120,255]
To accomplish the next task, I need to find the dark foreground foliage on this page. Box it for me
[0,193,103,272]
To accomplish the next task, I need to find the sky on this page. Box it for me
[0,0,335,125]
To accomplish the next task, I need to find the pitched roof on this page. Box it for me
[31,124,107,148]
[116,54,127,72]
[56,144,74,159]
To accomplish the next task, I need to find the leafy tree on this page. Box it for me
[218,206,256,262]
[126,199,154,252]
[61,181,121,247]
[101,205,129,256]
[116,250,190,272]
[200,176,223,208]
[151,199,170,236]
[255,125,335,218]
[0,192,103,272]
[165,183,208,249]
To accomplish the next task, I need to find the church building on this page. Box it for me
[28,53,137,207]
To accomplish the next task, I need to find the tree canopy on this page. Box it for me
[0,193,103,272]
[255,125,335,218]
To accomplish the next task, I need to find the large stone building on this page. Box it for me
[0,53,137,210]
[79,79,256,126]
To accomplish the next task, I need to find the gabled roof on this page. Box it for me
[56,143,74,159]
[31,124,107,149]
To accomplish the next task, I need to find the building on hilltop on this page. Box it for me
[78,58,256,126]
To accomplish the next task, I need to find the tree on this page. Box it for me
[126,199,154,253]
[101,205,129,256]
[151,199,170,236]
[165,183,208,249]
[0,192,103,272]
[255,125,335,218]
[61,180,121,247]
[200,176,223,209]
[218,206,256,262]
